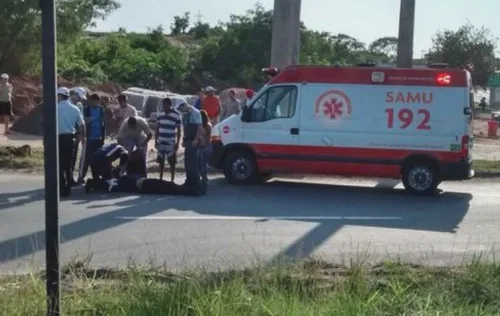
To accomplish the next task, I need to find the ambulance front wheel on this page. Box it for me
[402,161,440,196]
[223,151,258,185]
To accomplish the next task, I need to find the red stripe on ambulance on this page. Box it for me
[249,143,464,178]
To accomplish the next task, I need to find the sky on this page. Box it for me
[92,0,500,58]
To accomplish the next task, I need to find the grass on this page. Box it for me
[0,146,44,171]
[473,160,500,174]
[1,259,500,315]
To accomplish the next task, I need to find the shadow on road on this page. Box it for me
[0,178,472,265]
[0,188,44,211]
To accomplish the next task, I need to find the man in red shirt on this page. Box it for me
[201,86,221,125]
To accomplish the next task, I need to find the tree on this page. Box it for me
[426,24,497,87]
[170,12,191,35]
[369,36,398,60]
[193,3,274,86]
[0,0,120,74]
[188,22,211,39]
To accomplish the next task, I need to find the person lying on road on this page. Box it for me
[85,175,200,196]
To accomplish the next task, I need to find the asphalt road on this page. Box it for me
[0,174,499,274]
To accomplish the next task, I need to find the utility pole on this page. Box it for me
[396,0,415,68]
[271,0,302,70]
[40,0,61,315]
[195,10,203,24]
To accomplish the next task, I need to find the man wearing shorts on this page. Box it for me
[155,97,182,181]
[0,73,13,135]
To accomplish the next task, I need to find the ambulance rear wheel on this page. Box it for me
[402,161,439,196]
[224,151,258,185]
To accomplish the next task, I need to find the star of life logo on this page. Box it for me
[314,90,352,124]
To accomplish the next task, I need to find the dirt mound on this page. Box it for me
[89,82,121,95]
[11,75,73,117]
[11,102,45,135]
[10,76,121,118]
[10,76,123,136]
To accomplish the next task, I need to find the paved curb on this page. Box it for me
[473,171,500,178]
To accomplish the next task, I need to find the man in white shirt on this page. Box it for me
[220,89,242,121]
[115,94,138,130]
[117,116,152,177]
[69,87,87,185]
[57,87,86,197]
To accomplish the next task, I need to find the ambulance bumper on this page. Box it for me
[209,140,224,168]
[439,159,474,181]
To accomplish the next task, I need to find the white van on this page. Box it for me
[210,65,474,195]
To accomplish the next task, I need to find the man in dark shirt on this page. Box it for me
[78,93,106,183]
[89,143,128,181]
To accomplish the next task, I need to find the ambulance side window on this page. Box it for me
[249,85,297,122]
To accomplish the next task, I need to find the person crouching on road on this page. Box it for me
[116,116,152,177]
[177,100,203,194]
[197,110,212,194]
[78,93,105,184]
[89,143,129,182]
[155,97,182,182]
[57,87,86,197]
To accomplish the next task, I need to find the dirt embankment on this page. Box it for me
[11,76,121,117]
[10,76,122,136]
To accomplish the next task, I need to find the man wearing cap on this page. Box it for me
[0,73,13,135]
[69,87,87,185]
[201,86,221,126]
[177,100,203,194]
[57,87,86,197]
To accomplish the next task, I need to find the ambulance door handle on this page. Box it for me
[290,127,299,135]
[463,107,472,115]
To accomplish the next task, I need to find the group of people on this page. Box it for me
[56,85,215,198]
[194,86,255,124]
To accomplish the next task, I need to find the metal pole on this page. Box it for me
[396,0,415,68]
[271,0,302,69]
[40,0,60,315]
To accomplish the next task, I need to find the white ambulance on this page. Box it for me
[210,65,474,195]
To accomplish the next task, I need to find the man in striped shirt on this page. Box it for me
[155,97,182,181]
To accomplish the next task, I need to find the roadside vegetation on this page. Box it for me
[0,146,44,172]
[1,2,497,93]
[1,259,500,315]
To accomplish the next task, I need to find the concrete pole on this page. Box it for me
[396,0,415,68]
[271,0,302,69]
